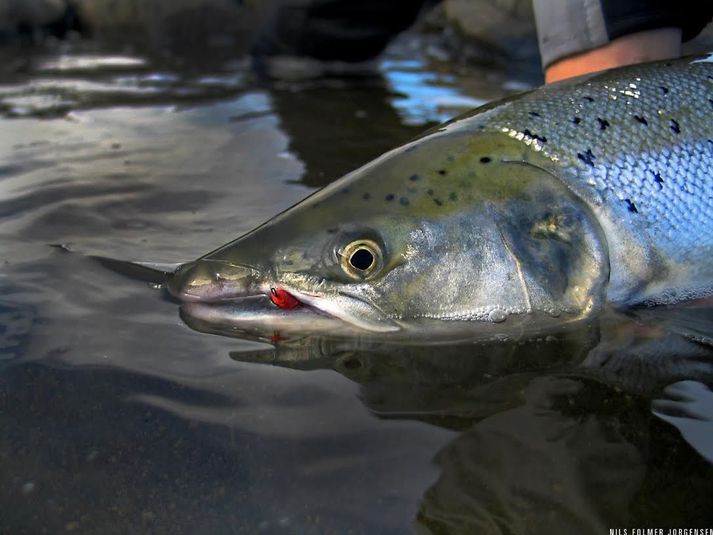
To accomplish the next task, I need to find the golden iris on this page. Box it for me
[338,239,383,279]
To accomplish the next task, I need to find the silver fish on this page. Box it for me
[169,55,713,336]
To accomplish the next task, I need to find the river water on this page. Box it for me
[1,35,712,534]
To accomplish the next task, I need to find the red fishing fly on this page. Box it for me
[270,287,301,309]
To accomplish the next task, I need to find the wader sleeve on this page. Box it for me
[533,0,713,68]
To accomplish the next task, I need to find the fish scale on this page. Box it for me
[464,56,713,302]
[485,58,713,251]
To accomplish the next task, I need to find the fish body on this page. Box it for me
[169,56,713,336]
[472,56,713,306]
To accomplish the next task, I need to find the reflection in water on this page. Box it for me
[270,76,427,188]
[419,376,646,534]
[382,58,487,126]
[269,37,521,188]
[221,305,713,532]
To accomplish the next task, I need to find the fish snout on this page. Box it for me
[167,260,258,302]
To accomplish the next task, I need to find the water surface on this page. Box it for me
[1,38,712,534]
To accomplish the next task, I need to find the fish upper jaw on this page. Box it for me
[167,259,260,302]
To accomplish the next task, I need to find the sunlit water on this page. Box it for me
[1,38,712,534]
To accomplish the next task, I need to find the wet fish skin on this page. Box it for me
[472,55,713,305]
[170,55,713,334]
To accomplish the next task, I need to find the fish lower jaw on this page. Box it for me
[268,286,403,333]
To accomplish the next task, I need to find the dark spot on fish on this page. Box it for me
[709,99,713,110]
[438,169,447,175]
[634,115,648,126]
[283,260,294,266]
[447,155,455,162]
[427,189,434,196]
[385,194,395,202]
[582,96,594,102]
[362,192,371,200]
[624,199,638,213]
[433,198,443,206]
[572,117,582,125]
[480,156,491,164]
[665,62,672,67]
[528,111,541,117]
[399,197,410,206]
[312,203,320,209]
[653,171,664,189]
[409,174,420,182]
[341,188,351,194]
[326,227,339,234]
[660,86,669,95]
[449,192,458,201]
[596,118,610,130]
[407,187,417,194]
[523,128,547,143]
[670,119,681,134]
[577,149,596,167]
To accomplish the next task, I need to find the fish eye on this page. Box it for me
[350,248,374,270]
[338,239,383,279]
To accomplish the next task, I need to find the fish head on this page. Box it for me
[169,129,610,336]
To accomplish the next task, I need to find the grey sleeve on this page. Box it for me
[533,0,609,68]
[534,0,713,68]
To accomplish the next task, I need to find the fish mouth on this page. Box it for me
[168,260,401,333]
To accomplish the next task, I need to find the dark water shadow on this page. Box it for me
[218,305,713,532]
[270,77,430,188]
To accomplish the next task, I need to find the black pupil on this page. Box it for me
[350,248,374,271]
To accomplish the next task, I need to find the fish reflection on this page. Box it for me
[214,304,713,531]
